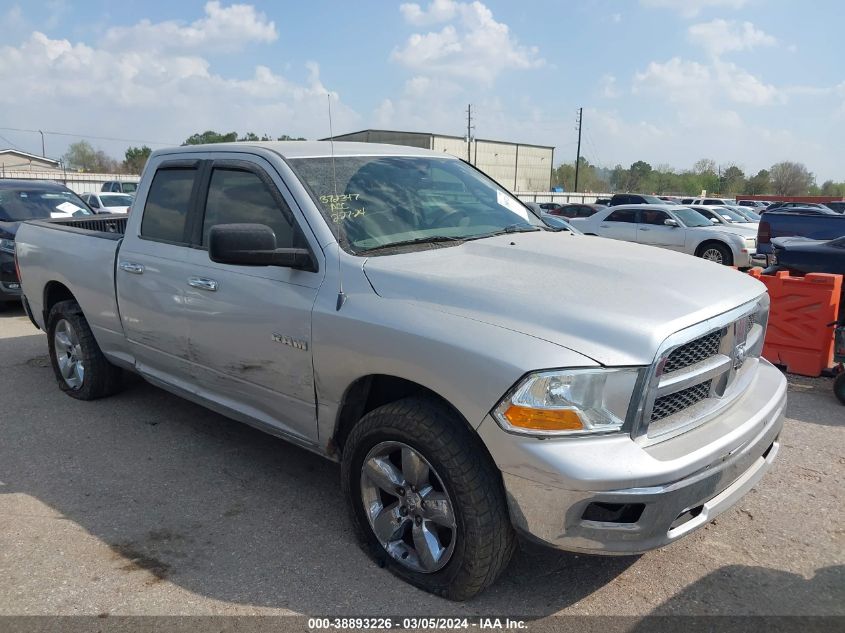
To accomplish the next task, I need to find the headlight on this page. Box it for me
[744,237,757,248]
[0,238,14,254]
[493,368,643,436]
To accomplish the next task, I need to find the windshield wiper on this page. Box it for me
[466,224,543,240]
[355,235,466,254]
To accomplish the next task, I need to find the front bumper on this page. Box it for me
[0,250,21,301]
[479,359,787,554]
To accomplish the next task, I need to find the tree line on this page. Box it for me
[61,130,306,175]
[552,158,845,197]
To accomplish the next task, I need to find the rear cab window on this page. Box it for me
[140,167,197,243]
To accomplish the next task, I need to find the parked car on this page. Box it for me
[80,192,133,214]
[608,193,668,205]
[547,203,604,219]
[569,204,758,266]
[728,206,762,222]
[765,205,837,216]
[0,180,93,307]
[16,142,785,599]
[692,205,759,230]
[594,198,611,206]
[737,200,769,209]
[689,197,736,206]
[824,201,845,214]
[769,236,845,275]
[100,180,139,195]
[766,202,832,212]
[757,210,845,262]
[523,203,583,233]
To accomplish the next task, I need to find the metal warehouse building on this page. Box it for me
[323,129,553,192]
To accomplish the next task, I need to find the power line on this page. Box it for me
[0,133,22,150]
[0,126,176,146]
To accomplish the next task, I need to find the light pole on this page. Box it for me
[39,130,45,157]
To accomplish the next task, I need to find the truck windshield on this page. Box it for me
[288,156,544,254]
[0,189,93,222]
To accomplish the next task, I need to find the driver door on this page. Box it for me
[636,209,686,250]
[181,156,324,442]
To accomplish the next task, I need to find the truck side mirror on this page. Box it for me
[664,218,679,227]
[208,223,316,271]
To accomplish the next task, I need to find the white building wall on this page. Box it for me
[0,171,139,194]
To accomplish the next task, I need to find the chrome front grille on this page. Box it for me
[651,380,712,422]
[663,331,721,373]
[636,297,769,441]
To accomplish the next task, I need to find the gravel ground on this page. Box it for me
[0,305,842,618]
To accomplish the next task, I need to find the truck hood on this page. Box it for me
[362,232,765,366]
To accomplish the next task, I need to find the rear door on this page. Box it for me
[636,208,685,249]
[597,208,638,241]
[180,156,324,442]
[116,161,200,383]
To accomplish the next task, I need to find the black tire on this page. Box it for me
[46,299,122,400]
[697,241,734,266]
[834,372,845,405]
[341,396,515,600]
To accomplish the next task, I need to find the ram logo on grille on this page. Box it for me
[733,317,750,370]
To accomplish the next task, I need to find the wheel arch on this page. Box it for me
[694,239,733,261]
[42,281,78,323]
[331,374,475,455]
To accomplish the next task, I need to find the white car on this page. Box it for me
[570,204,758,266]
[692,205,759,232]
[80,192,133,214]
[689,197,736,206]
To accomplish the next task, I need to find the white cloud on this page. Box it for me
[392,1,544,84]
[610,13,622,23]
[634,56,779,105]
[688,19,776,56]
[399,0,459,25]
[0,7,359,159]
[103,1,277,52]
[640,0,749,18]
[600,74,620,98]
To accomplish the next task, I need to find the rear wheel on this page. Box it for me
[47,299,122,400]
[698,242,733,266]
[341,397,515,600]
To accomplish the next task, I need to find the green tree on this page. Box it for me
[820,180,845,197]
[123,145,152,174]
[721,165,746,195]
[627,160,653,191]
[277,134,306,141]
[63,140,119,173]
[746,169,770,195]
[770,161,815,196]
[183,130,238,145]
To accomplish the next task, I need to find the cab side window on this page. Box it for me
[201,168,296,248]
[140,168,197,243]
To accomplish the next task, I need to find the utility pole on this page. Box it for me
[465,104,474,163]
[39,130,45,157]
[574,108,583,193]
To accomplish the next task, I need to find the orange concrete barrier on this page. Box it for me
[748,270,843,376]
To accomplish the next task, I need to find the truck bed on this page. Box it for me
[758,211,845,254]
[15,215,127,357]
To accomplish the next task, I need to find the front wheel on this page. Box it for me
[698,242,733,266]
[341,397,515,600]
[834,372,845,405]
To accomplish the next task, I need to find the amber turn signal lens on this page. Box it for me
[503,405,584,431]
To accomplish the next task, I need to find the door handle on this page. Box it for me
[639,227,650,231]
[600,224,609,228]
[119,261,145,274]
[188,277,218,292]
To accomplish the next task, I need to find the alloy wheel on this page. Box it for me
[54,318,85,389]
[360,441,457,573]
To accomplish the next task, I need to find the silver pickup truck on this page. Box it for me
[15,142,786,600]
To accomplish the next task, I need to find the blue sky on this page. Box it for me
[0,0,842,181]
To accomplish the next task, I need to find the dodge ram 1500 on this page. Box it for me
[15,142,786,599]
